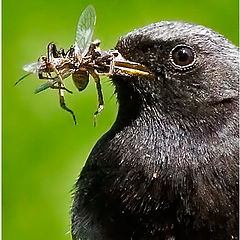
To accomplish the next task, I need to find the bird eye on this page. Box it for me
[170,45,195,68]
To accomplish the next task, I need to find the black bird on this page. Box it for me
[71,21,239,240]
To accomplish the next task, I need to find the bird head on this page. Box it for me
[112,21,239,120]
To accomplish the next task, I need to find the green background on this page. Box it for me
[3,0,238,239]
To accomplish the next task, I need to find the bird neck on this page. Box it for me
[112,76,238,134]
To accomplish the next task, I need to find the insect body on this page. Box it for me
[18,5,152,124]
[20,6,101,124]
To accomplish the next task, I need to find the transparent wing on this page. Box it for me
[35,81,55,94]
[23,62,40,73]
[75,5,96,56]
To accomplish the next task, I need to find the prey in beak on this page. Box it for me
[17,5,152,125]
[94,49,152,78]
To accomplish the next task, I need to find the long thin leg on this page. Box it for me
[88,69,104,125]
[50,85,73,94]
[109,52,116,75]
[38,73,72,93]
[39,66,65,85]
[39,73,49,80]
[58,82,77,125]
[53,67,65,85]
[39,72,72,93]
[38,72,58,80]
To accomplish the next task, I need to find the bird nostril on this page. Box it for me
[139,42,155,53]
[140,44,150,53]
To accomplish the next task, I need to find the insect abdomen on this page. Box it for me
[72,70,89,91]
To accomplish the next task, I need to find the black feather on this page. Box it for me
[71,21,239,240]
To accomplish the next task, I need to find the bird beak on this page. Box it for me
[96,50,153,77]
[112,53,153,77]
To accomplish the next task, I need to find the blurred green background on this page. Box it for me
[3,0,238,239]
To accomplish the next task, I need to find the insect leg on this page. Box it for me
[53,67,65,86]
[58,83,77,125]
[88,69,104,124]
[39,73,48,79]
[50,85,73,94]
[35,73,57,94]
[47,42,58,61]
[38,73,56,80]
[109,53,116,75]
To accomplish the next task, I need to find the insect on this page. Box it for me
[17,5,152,124]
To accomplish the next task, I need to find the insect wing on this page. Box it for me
[23,62,40,74]
[75,5,96,56]
[35,81,55,94]
[72,70,89,91]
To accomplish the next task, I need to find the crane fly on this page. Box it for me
[17,5,152,124]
